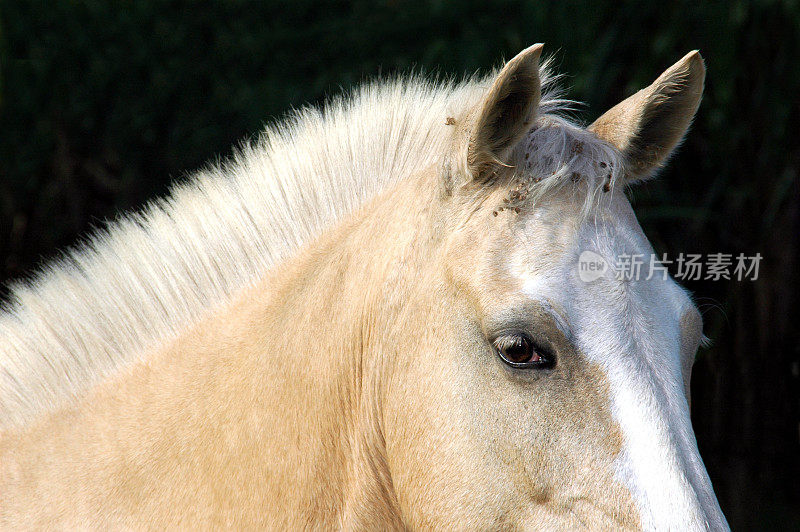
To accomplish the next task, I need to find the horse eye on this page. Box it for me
[494,333,553,369]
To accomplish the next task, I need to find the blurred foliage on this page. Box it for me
[1,1,798,528]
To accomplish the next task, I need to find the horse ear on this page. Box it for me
[467,43,543,179]
[589,51,705,181]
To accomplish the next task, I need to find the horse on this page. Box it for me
[0,44,728,529]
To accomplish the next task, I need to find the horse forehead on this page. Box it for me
[510,198,686,350]
[511,196,646,288]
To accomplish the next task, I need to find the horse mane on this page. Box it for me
[0,61,615,428]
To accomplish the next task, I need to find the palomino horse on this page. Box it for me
[1,45,728,529]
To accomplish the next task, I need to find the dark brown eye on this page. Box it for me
[494,333,553,369]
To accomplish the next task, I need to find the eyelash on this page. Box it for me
[493,332,555,369]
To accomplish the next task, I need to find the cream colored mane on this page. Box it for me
[0,63,619,428]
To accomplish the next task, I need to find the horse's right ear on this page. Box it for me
[466,44,543,180]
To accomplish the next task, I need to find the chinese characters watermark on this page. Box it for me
[578,251,762,283]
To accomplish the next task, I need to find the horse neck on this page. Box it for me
[248,166,440,526]
[0,167,441,528]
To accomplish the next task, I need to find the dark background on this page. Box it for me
[1,1,798,528]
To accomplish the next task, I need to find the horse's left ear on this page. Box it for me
[590,51,705,181]
[467,43,543,180]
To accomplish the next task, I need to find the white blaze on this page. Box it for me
[516,199,729,531]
